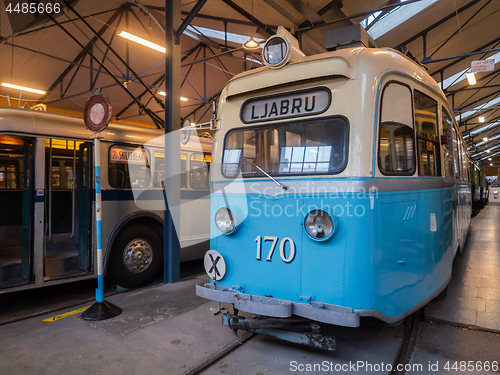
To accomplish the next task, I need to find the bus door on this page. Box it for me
[44,139,92,280]
[0,135,34,289]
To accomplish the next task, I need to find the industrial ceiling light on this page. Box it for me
[487,149,491,153]
[466,71,476,85]
[1,82,45,95]
[118,31,166,53]
[479,116,485,122]
[488,158,492,161]
[483,137,488,142]
[243,0,260,50]
[158,91,188,101]
[243,37,260,49]
[490,163,493,166]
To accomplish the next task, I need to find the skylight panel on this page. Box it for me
[470,121,500,136]
[366,0,438,40]
[473,143,500,158]
[474,133,500,148]
[361,11,382,28]
[479,150,500,160]
[455,97,500,122]
[186,25,264,46]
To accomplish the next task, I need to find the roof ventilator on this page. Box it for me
[325,24,376,51]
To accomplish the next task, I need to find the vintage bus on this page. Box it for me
[0,107,211,292]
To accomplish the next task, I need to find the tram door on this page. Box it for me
[44,139,92,280]
[0,135,34,288]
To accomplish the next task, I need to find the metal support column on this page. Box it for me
[164,0,181,284]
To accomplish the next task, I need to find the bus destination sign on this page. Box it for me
[240,87,331,123]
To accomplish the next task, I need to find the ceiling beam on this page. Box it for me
[181,47,244,67]
[1,8,119,40]
[298,0,424,32]
[176,0,207,43]
[61,0,164,110]
[45,8,163,128]
[115,43,203,119]
[219,0,274,38]
[432,37,500,79]
[397,0,481,47]
[422,0,491,63]
[39,6,126,101]
[455,70,500,110]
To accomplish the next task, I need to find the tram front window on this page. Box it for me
[222,116,348,178]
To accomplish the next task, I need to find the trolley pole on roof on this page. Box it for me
[164,0,182,283]
[81,91,121,320]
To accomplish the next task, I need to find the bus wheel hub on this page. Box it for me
[123,239,153,273]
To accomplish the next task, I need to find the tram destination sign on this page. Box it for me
[240,87,331,123]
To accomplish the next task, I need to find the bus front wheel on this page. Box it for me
[107,224,163,289]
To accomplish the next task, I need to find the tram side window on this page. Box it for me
[460,140,466,180]
[378,82,415,175]
[108,145,150,189]
[414,90,440,176]
[441,108,455,178]
[190,153,209,189]
[458,137,464,180]
[451,125,460,178]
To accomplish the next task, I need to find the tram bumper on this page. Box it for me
[196,283,360,327]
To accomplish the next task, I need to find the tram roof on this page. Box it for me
[224,47,443,102]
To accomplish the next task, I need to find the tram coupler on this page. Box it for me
[222,313,336,351]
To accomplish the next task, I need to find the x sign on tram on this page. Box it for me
[204,250,226,281]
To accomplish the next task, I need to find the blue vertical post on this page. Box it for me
[164,0,182,284]
[94,135,104,302]
[81,132,121,320]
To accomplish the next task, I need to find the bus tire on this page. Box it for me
[107,224,163,289]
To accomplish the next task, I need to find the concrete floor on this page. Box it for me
[425,203,500,330]
[1,205,499,375]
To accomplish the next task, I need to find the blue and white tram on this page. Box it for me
[0,107,212,292]
[197,28,472,327]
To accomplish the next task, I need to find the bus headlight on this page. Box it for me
[304,210,336,241]
[215,207,235,234]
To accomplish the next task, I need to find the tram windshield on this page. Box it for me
[222,116,348,178]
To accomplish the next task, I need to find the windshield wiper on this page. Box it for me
[243,159,288,190]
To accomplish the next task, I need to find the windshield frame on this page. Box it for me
[220,114,350,179]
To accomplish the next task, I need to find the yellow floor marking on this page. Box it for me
[43,306,91,322]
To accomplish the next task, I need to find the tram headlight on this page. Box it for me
[215,207,235,234]
[262,34,294,69]
[304,210,336,241]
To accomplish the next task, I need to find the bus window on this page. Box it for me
[0,160,20,189]
[190,153,209,189]
[442,108,455,178]
[152,150,188,189]
[109,145,150,189]
[181,153,187,188]
[222,116,348,177]
[378,82,415,175]
[414,90,440,176]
